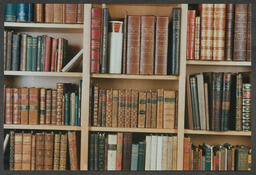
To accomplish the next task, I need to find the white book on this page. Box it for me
[3,134,10,153]
[196,74,206,130]
[172,136,177,170]
[107,134,117,170]
[167,136,173,170]
[70,92,76,126]
[150,135,157,170]
[156,136,163,170]
[145,135,152,170]
[62,49,83,72]
[108,32,123,74]
[161,136,168,170]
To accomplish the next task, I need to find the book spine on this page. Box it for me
[97,89,102,126]
[51,90,57,124]
[106,89,113,127]
[194,17,201,60]
[163,90,176,129]
[94,133,98,170]
[35,133,44,170]
[51,38,58,72]
[4,31,7,70]
[138,91,146,128]
[64,4,77,24]
[56,83,64,125]
[5,4,17,22]
[101,89,107,127]
[78,80,82,126]
[20,88,29,124]
[29,88,39,124]
[146,91,152,128]
[125,89,131,128]
[88,133,94,170]
[138,141,146,170]
[59,133,67,170]
[45,4,54,23]
[131,144,139,170]
[118,89,126,127]
[14,133,23,170]
[40,36,45,71]
[40,88,46,124]
[53,4,63,23]
[122,14,128,74]
[11,33,20,71]
[130,89,138,128]
[122,133,132,170]
[12,88,20,124]
[112,89,119,127]
[151,91,157,128]
[98,133,105,170]
[221,73,231,131]
[116,133,123,170]
[64,93,70,125]
[45,89,52,124]
[186,10,196,60]
[6,31,13,71]
[107,134,117,170]
[101,8,109,74]
[44,36,52,72]
[75,95,78,126]
[190,76,200,130]
[183,137,191,170]
[44,133,54,170]
[242,84,251,131]
[236,73,243,131]
[35,4,44,23]
[70,93,76,126]
[77,4,84,24]
[157,89,164,128]
[247,4,251,61]
[93,86,99,126]
[214,73,223,131]
[17,4,28,22]
[31,37,38,71]
[68,132,78,170]
[26,36,32,71]
[31,134,36,170]
[9,131,15,170]
[27,4,33,22]
[225,4,235,61]
[145,135,151,170]
[53,134,61,170]
[19,34,26,71]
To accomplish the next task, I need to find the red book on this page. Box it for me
[20,88,29,124]
[44,36,52,72]
[186,10,196,60]
[5,88,13,124]
[12,88,21,124]
[183,137,191,170]
[51,38,58,72]
[116,133,123,170]
[90,8,102,73]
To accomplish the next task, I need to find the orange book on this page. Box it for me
[22,133,32,170]
[29,88,39,125]
[116,133,123,170]
[68,132,79,170]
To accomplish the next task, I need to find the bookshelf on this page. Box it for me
[4,3,251,171]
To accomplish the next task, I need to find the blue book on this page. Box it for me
[27,4,33,22]
[131,144,139,170]
[5,4,17,22]
[17,4,29,22]
[64,93,70,125]
[26,36,32,71]
[75,95,79,126]
[78,80,82,126]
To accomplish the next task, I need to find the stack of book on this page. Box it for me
[4,81,82,126]
[186,4,251,61]
[89,132,178,171]
[90,6,181,75]
[4,3,84,24]
[183,137,251,171]
[4,31,69,72]
[90,86,178,129]
[8,130,79,170]
[186,72,251,131]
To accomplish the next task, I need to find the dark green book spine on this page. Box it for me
[100,8,109,73]
[214,73,223,131]
[98,133,105,170]
[78,80,82,126]
[5,4,17,22]
[89,133,95,170]
[11,33,20,71]
[94,133,99,170]
[101,89,106,127]
[75,95,78,126]
[64,93,70,125]
[204,147,211,170]
[40,36,45,71]
[27,4,33,22]
[6,31,13,71]
[26,36,33,71]
[36,36,42,71]
[137,141,145,170]
[31,37,38,71]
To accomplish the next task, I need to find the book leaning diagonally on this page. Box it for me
[61,49,83,72]
[4,134,10,153]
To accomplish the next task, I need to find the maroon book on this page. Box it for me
[44,36,52,72]
[186,10,196,60]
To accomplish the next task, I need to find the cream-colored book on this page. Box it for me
[161,136,168,170]
[167,136,173,170]
[107,134,117,170]
[145,135,152,170]
[172,136,178,170]
[156,136,163,170]
[150,135,157,170]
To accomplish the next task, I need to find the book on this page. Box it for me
[53,133,61,170]
[53,4,64,23]
[64,4,78,24]
[29,88,39,125]
[247,4,251,61]
[138,91,146,128]
[35,4,44,23]
[77,4,84,24]
[106,89,113,127]
[17,4,29,22]
[5,4,17,22]
[11,33,20,71]
[242,83,251,131]
[31,37,38,71]
[6,31,13,71]
[35,133,44,170]
[107,134,117,170]
[59,133,67,170]
[186,10,196,60]
[45,4,54,23]
[116,133,123,170]
[112,89,119,127]
[45,89,52,124]
[125,89,131,128]
[225,4,235,61]
[14,133,23,170]
[131,144,139,171]
[122,133,132,170]
[44,133,54,170]
[118,89,126,127]
[194,16,200,60]
[145,91,152,128]
[163,90,175,129]
[40,88,46,124]
[61,49,83,72]
[12,88,20,124]
[44,36,52,72]
[68,132,79,170]
[26,36,32,71]
[130,89,138,128]
[145,135,151,170]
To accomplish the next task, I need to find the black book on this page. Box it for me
[11,33,20,71]
[100,7,109,73]
[190,76,200,130]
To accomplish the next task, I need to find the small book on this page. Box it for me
[61,49,83,72]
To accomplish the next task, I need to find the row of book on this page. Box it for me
[90,6,181,75]
[4,31,69,72]
[183,137,251,171]
[186,4,251,61]
[4,81,82,126]
[89,132,178,171]
[186,72,251,131]
[7,131,79,170]
[90,86,178,129]
[5,3,84,24]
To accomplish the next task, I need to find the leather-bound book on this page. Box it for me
[6,31,13,71]
[183,137,191,170]
[138,141,146,170]
[90,8,102,73]
[235,146,248,170]
[97,89,102,126]
[106,89,113,127]
[213,4,226,61]
[11,33,20,71]
[51,90,57,124]
[146,91,152,128]
[200,4,214,60]
[20,88,29,124]
[22,133,32,170]
[51,38,58,72]
[213,73,223,131]
[35,4,44,23]
[107,134,117,170]
[194,17,200,60]
[93,85,99,126]
[56,38,68,72]
[140,16,155,75]
[118,89,126,127]
[45,4,54,23]
[94,133,98,170]
[190,76,200,130]
[127,16,141,75]
[59,133,67,170]
[101,89,107,127]
[98,133,106,170]
[26,36,33,71]
[40,88,46,124]
[5,4,17,22]
[53,4,64,23]
[112,89,119,127]
[122,133,132,170]
[88,133,94,170]
[40,36,45,71]
[77,4,84,24]
[247,4,251,61]
[242,83,251,131]
[31,37,38,71]
[35,133,44,170]
[186,10,196,60]
[225,4,235,61]
[125,89,131,128]
[138,91,146,128]
[236,73,242,131]
[163,90,175,129]
[174,92,178,128]
[151,91,157,128]
[43,36,52,72]
[68,132,78,170]
[29,88,39,125]
[12,88,20,124]
[5,88,12,124]
[100,7,109,74]
[61,92,65,125]
[20,34,27,71]
[233,4,248,61]
[31,134,36,170]
[64,4,77,24]
[45,89,52,124]
[9,131,15,170]
[130,89,138,128]
[53,133,61,170]
[186,77,193,129]
[14,133,23,170]
[221,73,231,131]
[155,17,169,74]
[116,133,123,170]
[56,83,64,125]
[157,89,164,128]
[36,36,41,71]
[122,13,128,74]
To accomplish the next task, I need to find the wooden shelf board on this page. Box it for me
[4,71,83,77]
[186,60,251,66]
[4,22,83,29]
[4,124,81,131]
[91,74,179,80]
[184,129,251,136]
[89,127,177,133]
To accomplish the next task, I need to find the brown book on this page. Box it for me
[145,91,152,128]
[140,16,155,75]
[40,88,46,124]
[155,16,169,74]
[13,88,20,124]
[61,95,65,125]
[157,89,164,128]
[31,134,36,170]
[51,38,58,72]
[44,133,54,170]
[20,88,29,124]
[194,17,201,60]
[45,4,54,23]
[236,73,243,130]
[14,133,23,170]
[125,89,131,128]
[183,137,191,170]
[93,85,99,126]
[97,89,102,126]
[5,88,13,124]
[163,90,175,129]
[106,89,113,127]
[233,4,248,61]
[247,4,251,61]
[51,90,57,125]
[53,4,64,23]
[45,89,52,124]
[130,89,138,128]
[122,12,128,74]
[53,133,61,170]
[122,133,132,170]
[186,10,196,60]
[118,89,126,127]
[64,4,78,24]
[200,4,214,60]
[22,133,32,170]
[116,133,123,170]
[59,133,67,170]
[151,91,157,128]
[29,88,39,125]
[68,132,79,170]
[126,16,141,74]
[225,4,235,61]
[35,133,44,170]
[213,4,226,61]
[174,91,179,129]
[77,4,84,24]
[35,4,44,23]
[204,83,210,130]
[44,36,52,72]
[56,83,64,125]
[112,90,119,127]
[138,91,146,128]
[186,77,193,129]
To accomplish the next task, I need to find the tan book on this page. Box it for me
[59,133,67,170]
[44,133,54,170]
[163,90,176,129]
[35,133,44,170]
[145,135,151,170]
[20,88,29,124]
[22,133,32,170]
[167,136,173,170]
[45,4,54,23]
[106,89,113,127]
[53,133,61,170]
[151,91,157,128]
[146,91,152,128]
[112,89,119,127]
[14,133,23,170]
[124,89,131,128]
[40,88,46,124]
[157,89,164,128]
[29,88,39,125]
[118,89,126,127]
[130,89,138,128]
[45,89,52,125]
[172,136,177,170]
[53,4,64,23]
[68,132,78,170]
[161,136,168,170]
[31,134,36,170]
[138,91,146,128]
[56,83,64,125]
[194,17,200,60]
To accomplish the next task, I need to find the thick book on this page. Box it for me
[14,133,23,170]
[107,134,117,170]
[225,4,235,61]
[31,37,38,71]
[77,4,84,24]
[26,36,33,71]
[40,88,46,124]
[101,7,109,74]
[5,4,17,22]
[35,133,44,170]
[44,133,54,170]
[12,88,20,124]
[45,4,54,23]
[51,38,58,72]
[22,133,32,170]
[122,133,132,170]
[53,133,61,170]
[68,132,78,170]
[118,89,126,127]
[53,4,64,23]
[112,89,119,127]
[183,137,191,170]
[43,36,52,72]
[59,133,67,170]
[116,133,123,170]
[20,88,29,124]
[186,10,196,60]
[6,31,13,71]
[29,88,39,125]
[11,33,20,71]
[17,4,28,22]
[138,91,146,128]
[163,90,176,129]
[64,4,78,24]
[35,4,44,23]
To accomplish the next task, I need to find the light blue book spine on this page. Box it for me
[130,144,139,171]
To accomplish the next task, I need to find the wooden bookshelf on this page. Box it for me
[4,22,83,29]
[4,124,81,131]
[184,129,251,136]
[4,71,83,77]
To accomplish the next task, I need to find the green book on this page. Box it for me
[235,146,248,171]
[137,141,145,170]
[64,93,70,125]
[98,133,105,170]
[26,36,32,71]
[31,37,38,71]
[131,144,139,171]
[40,35,45,71]
[89,133,95,170]
[36,36,41,71]
[203,144,212,171]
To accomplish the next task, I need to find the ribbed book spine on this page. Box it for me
[130,89,138,128]
[225,4,234,61]
[12,88,20,124]
[51,90,57,124]
[29,88,39,125]
[163,90,176,129]
[53,4,63,23]
[157,89,164,128]
[40,88,46,124]
[77,4,84,24]
[64,4,78,24]
[26,36,32,71]
[93,85,99,126]
[118,89,126,127]
[106,89,113,127]
[151,91,157,128]
[101,89,107,127]
[21,133,32,170]
[138,91,146,128]
[35,133,44,170]
[242,84,251,131]
[44,133,54,170]
[116,133,123,170]
[146,91,152,128]
[31,134,36,170]
[125,89,131,127]
[45,4,54,23]
[112,90,118,127]
[20,88,29,124]
[68,132,78,170]
[45,89,52,124]
[9,131,15,170]
[97,89,102,126]
[59,133,67,170]
[11,33,20,71]
[56,83,64,125]
[31,37,38,71]
[194,17,200,60]
[186,10,196,60]
[53,133,61,170]
[14,133,23,170]
[236,73,242,131]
